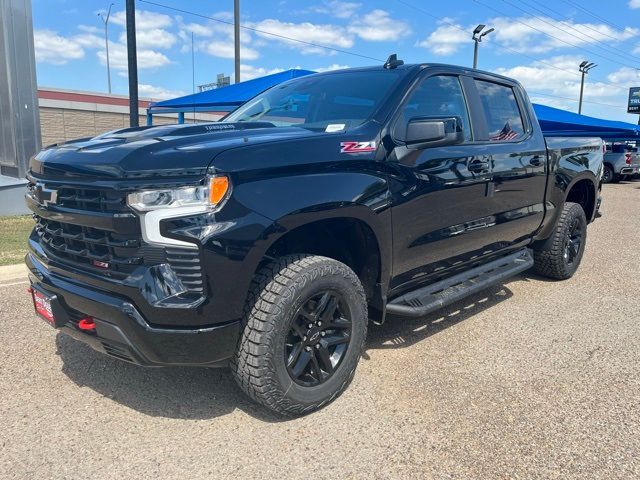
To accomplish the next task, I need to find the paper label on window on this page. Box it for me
[325,124,346,132]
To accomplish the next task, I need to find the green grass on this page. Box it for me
[0,215,34,266]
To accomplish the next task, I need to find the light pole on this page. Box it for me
[234,0,240,83]
[578,61,597,115]
[98,3,114,94]
[126,0,139,127]
[472,24,494,69]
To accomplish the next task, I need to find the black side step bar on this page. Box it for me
[386,249,534,317]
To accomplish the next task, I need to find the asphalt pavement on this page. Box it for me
[1,181,639,479]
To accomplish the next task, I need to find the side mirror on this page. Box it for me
[401,116,465,148]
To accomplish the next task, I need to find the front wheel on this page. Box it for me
[602,164,614,184]
[533,202,587,280]
[232,255,368,416]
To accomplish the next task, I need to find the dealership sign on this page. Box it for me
[627,87,640,114]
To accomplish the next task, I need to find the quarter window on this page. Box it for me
[400,75,472,142]
[475,80,526,142]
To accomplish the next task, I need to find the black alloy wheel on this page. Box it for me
[563,217,583,267]
[285,290,352,387]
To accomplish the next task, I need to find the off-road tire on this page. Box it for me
[231,254,367,416]
[533,202,587,280]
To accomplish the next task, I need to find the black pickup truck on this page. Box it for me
[25,58,603,415]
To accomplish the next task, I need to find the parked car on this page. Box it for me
[25,57,604,416]
[603,143,640,183]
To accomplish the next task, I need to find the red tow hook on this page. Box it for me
[78,317,96,332]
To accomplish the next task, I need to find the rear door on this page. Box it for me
[472,77,548,243]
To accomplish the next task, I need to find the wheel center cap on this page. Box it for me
[307,328,321,344]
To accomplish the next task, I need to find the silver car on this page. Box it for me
[603,143,640,183]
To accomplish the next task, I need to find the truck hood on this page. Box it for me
[29,122,326,180]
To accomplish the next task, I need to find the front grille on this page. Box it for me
[35,216,144,275]
[56,187,129,213]
[30,181,205,294]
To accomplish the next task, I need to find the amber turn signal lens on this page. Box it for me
[209,176,229,205]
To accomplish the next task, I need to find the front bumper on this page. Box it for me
[27,253,240,367]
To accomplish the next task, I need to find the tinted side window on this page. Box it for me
[401,75,472,142]
[475,80,525,142]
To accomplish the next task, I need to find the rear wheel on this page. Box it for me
[231,254,367,416]
[533,202,587,280]
[602,164,614,184]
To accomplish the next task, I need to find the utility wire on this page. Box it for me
[501,0,640,63]
[472,0,637,69]
[518,0,632,44]
[393,0,625,90]
[138,0,385,62]
[528,91,625,109]
[560,0,631,33]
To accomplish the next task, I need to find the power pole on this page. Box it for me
[126,0,139,127]
[234,0,240,83]
[472,24,494,69]
[578,61,597,115]
[98,3,114,94]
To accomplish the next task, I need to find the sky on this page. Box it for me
[32,0,640,123]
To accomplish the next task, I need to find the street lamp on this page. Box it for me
[472,24,494,69]
[98,3,114,94]
[578,61,597,115]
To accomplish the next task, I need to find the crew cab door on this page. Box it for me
[387,73,497,292]
[471,77,547,243]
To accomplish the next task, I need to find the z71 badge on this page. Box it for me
[340,141,376,153]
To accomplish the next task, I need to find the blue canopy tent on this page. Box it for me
[533,103,640,140]
[146,69,316,125]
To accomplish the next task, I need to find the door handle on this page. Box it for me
[529,156,544,167]
[468,159,490,173]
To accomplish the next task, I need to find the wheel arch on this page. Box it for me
[254,209,390,323]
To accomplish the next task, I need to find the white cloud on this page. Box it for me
[118,28,177,49]
[110,10,173,30]
[416,22,468,56]
[34,30,85,65]
[330,1,361,19]
[494,56,635,120]
[250,19,353,54]
[97,42,171,70]
[314,63,350,72]
[303,1,361,19]
[630,0,640,8]
[139,83,185,100]
[73,33,104,49]
[490,16,638,54]
[238,64,287,81]
[348,9,411,42]
[607,66,640,84]
[203,41,260,61]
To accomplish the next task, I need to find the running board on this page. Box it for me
[386,249,534,317]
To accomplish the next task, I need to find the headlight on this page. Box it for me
[127,176,230,212]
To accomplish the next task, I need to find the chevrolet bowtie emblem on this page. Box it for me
[35,184,58,207]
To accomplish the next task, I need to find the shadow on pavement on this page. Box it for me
[55,334,284,422]
[56,276,525,421]
[365,281,515,352]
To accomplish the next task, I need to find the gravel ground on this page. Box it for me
[1,181,639,479]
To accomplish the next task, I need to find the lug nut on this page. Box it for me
[315,344,320,349]
[305,346,312,351]
[317,321,322,326]
[321,331,326,337]
[308,324,313,329]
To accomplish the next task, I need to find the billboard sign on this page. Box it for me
[627,87,640,114]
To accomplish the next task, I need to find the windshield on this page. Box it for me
[224,70,403,131]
